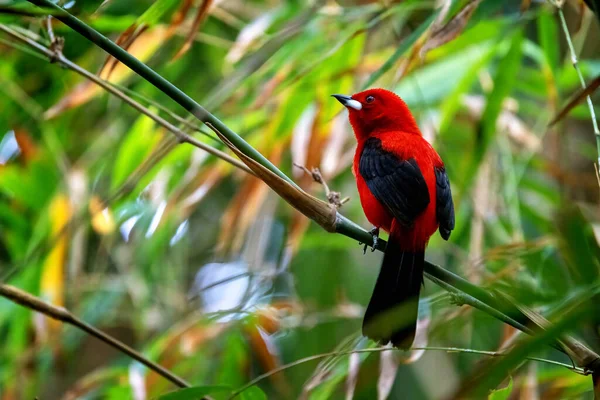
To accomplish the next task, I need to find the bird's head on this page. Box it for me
[332,88,419,140]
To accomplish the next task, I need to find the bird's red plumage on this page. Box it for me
[349,89,443,251]
[335,88,453,348]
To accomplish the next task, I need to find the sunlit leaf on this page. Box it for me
[111,111,160,190]
[36,193,71,341]
[488,376,513,400]
[89,196,116,235]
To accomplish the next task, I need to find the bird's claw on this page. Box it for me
[361,227,380,254]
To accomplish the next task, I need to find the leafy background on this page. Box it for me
[1,0,600,398]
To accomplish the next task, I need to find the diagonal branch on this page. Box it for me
[0,284,190,389]
[0,23,252,176]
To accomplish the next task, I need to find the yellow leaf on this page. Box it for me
[37,194,71,340]
[89,196,116,235]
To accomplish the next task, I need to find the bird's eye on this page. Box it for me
[366,95,375,103]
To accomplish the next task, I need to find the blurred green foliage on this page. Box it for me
[1,0,600,399]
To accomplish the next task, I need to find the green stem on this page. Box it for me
[26,0,293,186]
[229,345,586,399]
[556,5,600,166]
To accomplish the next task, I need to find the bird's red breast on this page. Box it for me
[353,130,442,251]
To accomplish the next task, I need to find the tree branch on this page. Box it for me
[0,284,190,389]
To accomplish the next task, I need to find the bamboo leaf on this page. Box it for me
[488,376,513,400]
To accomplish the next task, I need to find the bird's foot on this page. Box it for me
[360,227,380,254]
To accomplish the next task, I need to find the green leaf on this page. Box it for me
[111,112,158,190]
[458,28,523,192]
[395,40,497,107]
[156,385,231,400]
[438,41,499,133]
[537,8,559,74]
[488,376,513,400]
[478,28,523,160]
[137,0,181,26]
[239,386,267,400]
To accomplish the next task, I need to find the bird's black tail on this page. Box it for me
[362,238,424,349]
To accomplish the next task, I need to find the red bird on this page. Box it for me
[333,88,455,349]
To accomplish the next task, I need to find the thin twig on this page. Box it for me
[0,284,190,388]
[229,345,587,399]
[108,81,216,140]
[553,2,600,166]
[293,163,350,208]
[0,23,253,175]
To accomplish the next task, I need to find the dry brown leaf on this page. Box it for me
[519,363,539,400]
[244,321,291,397]
[208,123,337,232]
[100,24,148,81]
[420,0,482,58]
[571,0,587,34]
[322,114,352,177]
[401,315,430,364]
[549,74,600,126]
[170,0,194,27]
[288,103,331,252]
[147,323,224,389]
[520,0,532,13]
[13,127,38,163]
[216,174,269,255]
[173,0,215,60]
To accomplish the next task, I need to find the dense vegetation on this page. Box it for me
[2,0,600,398]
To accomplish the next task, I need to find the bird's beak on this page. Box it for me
[332,94,362,110]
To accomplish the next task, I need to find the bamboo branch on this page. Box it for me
[0,23,253,176]
[0,284,190,389]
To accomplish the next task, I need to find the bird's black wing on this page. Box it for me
[359,137,430,228]
[434,166,455,240]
